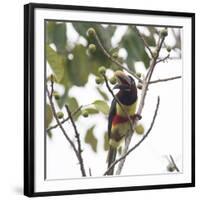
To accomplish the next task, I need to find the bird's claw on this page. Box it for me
[134,114,142,120]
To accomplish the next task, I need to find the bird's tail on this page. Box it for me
[107,146,117,175]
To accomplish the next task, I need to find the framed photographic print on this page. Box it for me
[24,3,195,197]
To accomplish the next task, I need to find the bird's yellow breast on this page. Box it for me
[109,101,137,148]
[116,101,137,117]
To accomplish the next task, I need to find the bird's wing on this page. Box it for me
[108,98,117,139]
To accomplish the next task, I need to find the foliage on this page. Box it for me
[46,104,53,128]
[120,26,151,70]
[85,126,97,152]
[46,21,181,153]
[92,100,109,115]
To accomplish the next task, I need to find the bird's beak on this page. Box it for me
[113,71,131,90]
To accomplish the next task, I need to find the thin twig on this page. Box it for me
[169,154,180,172]
[94,33,142,82]
[47,89,79,159]
[145,33,166,83]
[104,96,160,175]
[89,168,92,176]
[156,54,170,64]
[103,74,134,132]
[47,82,86,177]
[50,76,54,99]
[47,106,83,132]
[149,76,181,84]
[133,26,154,58]
[65,104,86,176]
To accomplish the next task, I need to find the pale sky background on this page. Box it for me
[46,24,182,180]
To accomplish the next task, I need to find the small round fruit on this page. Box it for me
[50,74,56,82]
[136,72,142,78]
[95,77,102,84]
[166,46,171,52]
[88,44,96,53]
[87,27,96,37]
[135,124,144,135]
[82,111,89,118]
[53,92,60,100]
[160,28,168,37]
[167,163,175,172]
[98,66,106,75]
[109,76,117,85]
[137,82,143,90]
[57,112,64,119]
[112,52,118,59]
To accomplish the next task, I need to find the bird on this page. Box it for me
[107,70,138,175]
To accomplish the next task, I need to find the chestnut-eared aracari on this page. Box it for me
[107,71,138,175]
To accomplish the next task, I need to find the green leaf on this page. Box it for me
[53,23,67,54]
[66,97,80,120]
[46,45,65,82]
[46,21,56,44]
[94,25,112,50]
[106,25,117,38]
[46,21,67,54]
[144,27,157,47]
[85,126,97,152]
[46,104,53,128]
[96,87,109,101]
[120,26,150,69]
[67,97,79,112]
[104,132,109,151]
[47,130,53,139]
[83,108,99,115]
[92,100,109,115]
[72,23,90,38]
[68,44,90,86]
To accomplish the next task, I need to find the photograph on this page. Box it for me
[45,20,183,179]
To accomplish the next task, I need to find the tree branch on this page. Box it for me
[94,32,142,82]
[149,76,181,84]
[89,168,92,176]
[47,81,86,177]
[133,26,154,58]
[169,154,180,172]
[104,96,160,175]
[156,54,170,64]
[65,104,86,176]
[49,75,54,99]
[46,106,83,132]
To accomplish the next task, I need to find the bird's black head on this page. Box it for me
[113,70,137,105]
[113,71,136,91]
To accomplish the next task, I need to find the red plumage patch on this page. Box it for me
[112,114,135,126]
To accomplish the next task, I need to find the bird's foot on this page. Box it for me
[134,114,142,120]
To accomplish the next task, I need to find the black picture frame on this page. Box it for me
[24,3,195,197]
